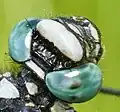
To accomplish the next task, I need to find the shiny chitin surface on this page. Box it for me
[8,16,103,105]
[46,63,102,103]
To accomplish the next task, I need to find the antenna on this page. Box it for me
[25,18,33,29]
[100,87,120,96]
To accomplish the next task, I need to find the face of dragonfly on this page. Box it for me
[9,16,103,103]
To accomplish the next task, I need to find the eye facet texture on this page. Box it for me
[9,18,40,62]
[45,63,102,103]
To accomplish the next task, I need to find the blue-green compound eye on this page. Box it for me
[9,18,40,62]
[45,63,102,103]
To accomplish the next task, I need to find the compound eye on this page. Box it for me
[9,18,40,62]
[45,63,102,103]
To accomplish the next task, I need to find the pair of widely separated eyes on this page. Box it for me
[25,19,100,63]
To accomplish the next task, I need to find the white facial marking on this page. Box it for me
[88,23,99,41]
[64,71,80,78]
[0,78,19,98]
[83,19,89,23]
[36,19,83,62]
[68,23,82,36]
[25,82,38,95]
[72,16,77,20]
[25,30,32,49]
[25,60,45,79]
[25,102,35,107]
[95,44,100,56]
[83,19,99,41]
[2,72,11,77]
